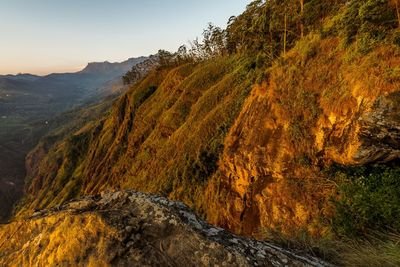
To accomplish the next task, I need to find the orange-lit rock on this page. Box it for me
[205,40,400,238]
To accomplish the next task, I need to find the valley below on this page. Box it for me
[0,57,147,222]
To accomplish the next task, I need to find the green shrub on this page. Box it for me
[328,164,400,236]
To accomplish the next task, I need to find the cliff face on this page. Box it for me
[0,191,329,267]
[17,37,400,240]
[205,37,400,236]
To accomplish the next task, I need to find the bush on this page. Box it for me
[328,164,400,236]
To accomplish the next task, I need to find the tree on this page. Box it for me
[157,49,174,66]
[202,23,226,57]
[123,68,141,85]
[189,37,207,60]
[177,45,187,58]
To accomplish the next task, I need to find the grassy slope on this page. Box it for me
[18,56,255,216]
[205,35,400,235]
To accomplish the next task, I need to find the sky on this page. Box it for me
[0,0,249,75]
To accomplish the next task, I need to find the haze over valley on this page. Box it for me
[0,57,147,221]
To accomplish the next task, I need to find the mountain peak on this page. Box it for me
[80,57,148,75]
[80,61,119,74]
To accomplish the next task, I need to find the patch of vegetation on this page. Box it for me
[325,0,398,52]
[326,164,400,236]
[263,227,400,266]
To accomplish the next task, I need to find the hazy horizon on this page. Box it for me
[0,0,249,75]
[1,56,154,77]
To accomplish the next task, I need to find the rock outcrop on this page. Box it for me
[0,190,331,267]
[356,91,400,163]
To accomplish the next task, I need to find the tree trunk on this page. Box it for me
[396,1,400,28]
[269,23,274,57]
[300,0,304,37]
[284,14,287,54]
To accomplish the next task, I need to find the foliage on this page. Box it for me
[325,0,398,52]
[224,0,343,58]
[122,0,400,86]
[263,227,400,266]
[326,164,400,236]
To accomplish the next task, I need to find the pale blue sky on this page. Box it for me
[0,0,249,75]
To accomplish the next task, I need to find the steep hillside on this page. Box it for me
[19,56,254,215]
[11,0,400,264]
[19,37,400,239]
[206,37,400,237]
[18,38,400,239]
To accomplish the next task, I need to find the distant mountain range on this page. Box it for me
[1,56,147,79]
[80,57,147,75]
[1,73,40,82]
[0,56,150,116]
[0,56,148,222]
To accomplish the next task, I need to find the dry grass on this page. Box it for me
[339,232,400,267]
[0,213,119,267]
[261,228,400,267]
[20,56,254,219]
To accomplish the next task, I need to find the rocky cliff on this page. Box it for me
[0,190,331,267]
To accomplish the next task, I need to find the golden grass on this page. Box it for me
[261,228,400,267]
[0,213,119,266]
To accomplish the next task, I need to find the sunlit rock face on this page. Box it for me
[0,191,329,267]
[205,40,400,238]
